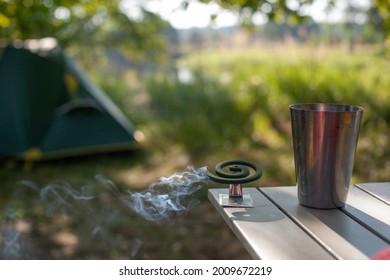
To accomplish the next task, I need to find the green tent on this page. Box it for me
[0,38,141,161]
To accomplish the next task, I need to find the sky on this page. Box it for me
[120,0,371,30]
[146,0,240,29]
[120,0,239,29]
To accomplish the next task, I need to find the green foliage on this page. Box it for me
[199,0,389,51]
[0,0,167,60]
[147,71,251,158]
[373,0,390,52]
[1,0,388,57]
[147,46,390,182]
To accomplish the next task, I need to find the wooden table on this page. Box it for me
[208,182,390,260]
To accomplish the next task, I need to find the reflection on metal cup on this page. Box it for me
[290,103,364,209]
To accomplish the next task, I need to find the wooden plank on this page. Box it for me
[342,185,390,243]
[208,188,335,260]
[355,182,390,205]
[260,186,389,259]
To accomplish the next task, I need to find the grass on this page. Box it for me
[1,44,389,259]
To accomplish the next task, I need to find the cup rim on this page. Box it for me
[289,103,364,113]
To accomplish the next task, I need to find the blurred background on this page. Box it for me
[0,0,389,259]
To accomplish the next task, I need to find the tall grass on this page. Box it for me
[147,46,390,183]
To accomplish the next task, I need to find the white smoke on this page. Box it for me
[0,207,34,259]
[0,223,21,259]
[98,166,210,221]
[0,165,211,259]
[39,181,96,216]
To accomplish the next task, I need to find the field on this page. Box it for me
[1,45,389,259]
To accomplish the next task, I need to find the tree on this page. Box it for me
[0,0,167,60]
[373,0,390,49]
[1,0,389,54]
[199,0,389,50]
[201,0,311,23]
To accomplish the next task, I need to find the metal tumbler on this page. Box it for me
[290,103,363,209]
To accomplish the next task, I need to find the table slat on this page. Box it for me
[354,182,390,205]
[208,188,335,260]
[260,186,389,259]
[342,185,390,243]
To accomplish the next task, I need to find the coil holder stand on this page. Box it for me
[206,160,262,208]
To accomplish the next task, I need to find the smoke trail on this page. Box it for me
[0,223,21,259]
[15,166,211,222]
[1,165,211,259]
[97,165,211,222]
[128,238,143,259]
[39,181,96,216]
[0,206,33,259]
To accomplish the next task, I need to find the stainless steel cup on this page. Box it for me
[290,103,363,209]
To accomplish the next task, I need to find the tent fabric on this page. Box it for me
[0,38,140,160]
